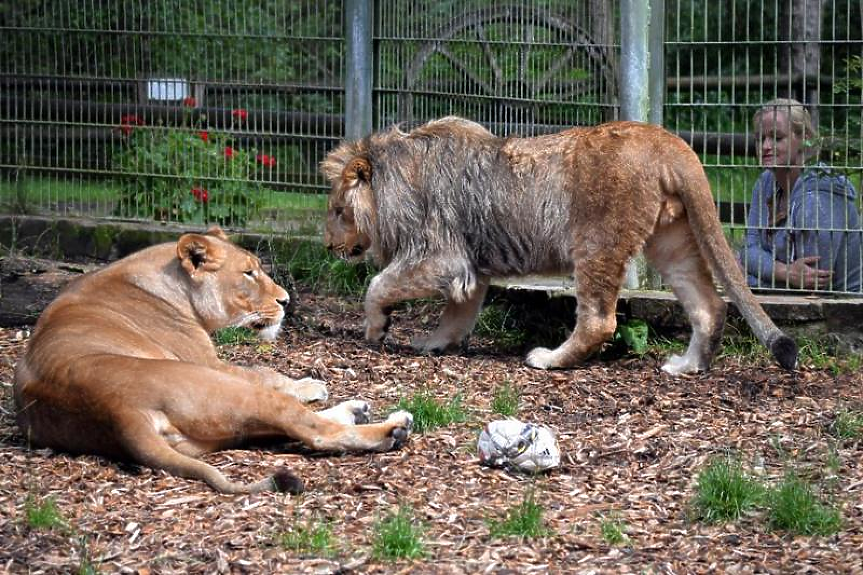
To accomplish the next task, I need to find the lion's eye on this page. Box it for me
[334,206,344,217]
[243,270,256,279]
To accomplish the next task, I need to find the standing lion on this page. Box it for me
[321,117,797,374]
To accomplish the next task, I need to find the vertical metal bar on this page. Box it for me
[345,0,373,140]
[620,0,652,288]
[620,0,651,122]
[648,0,665,125]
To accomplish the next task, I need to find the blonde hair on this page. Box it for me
[753,98,820,160]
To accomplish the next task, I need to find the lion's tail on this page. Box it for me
[676,163,798,371]
[127,429,305,494]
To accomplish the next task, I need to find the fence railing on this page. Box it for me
[1,0,861,293]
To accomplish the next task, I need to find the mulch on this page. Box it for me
[1,289,861,574]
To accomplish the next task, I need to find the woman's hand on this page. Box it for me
[782,256,833,290]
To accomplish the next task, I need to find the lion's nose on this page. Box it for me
[277,295,290,309]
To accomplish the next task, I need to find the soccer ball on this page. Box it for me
[477,419,560,473]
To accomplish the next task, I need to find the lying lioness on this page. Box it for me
[321,117,797,374]
[13,227,412,494]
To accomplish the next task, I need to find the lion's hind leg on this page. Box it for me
[644,219,727,374]
[119,410,303,494]
[525,260,622,370]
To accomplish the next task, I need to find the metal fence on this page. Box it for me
[1,0,861,293]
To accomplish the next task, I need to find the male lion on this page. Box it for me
[321,117,798,374]
[13,227,412,494]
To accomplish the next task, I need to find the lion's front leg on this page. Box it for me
[412,276,489,353]
[363,262,440,343]
[222,364,328,403]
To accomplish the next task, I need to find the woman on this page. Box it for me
[740,98,862,292]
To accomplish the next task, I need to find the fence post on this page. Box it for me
[620,0,653,289]
[620,0,651,124]
[648,0,665,126]
[345,0,373,140]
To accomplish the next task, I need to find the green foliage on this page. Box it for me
[831,409,863,441]
[394,391,467,433]
[599,514,630,546]
[490,381,520,417]
[614,318,649,354]
[76,537,100,575]
[765,474,842,536]
[487,490,551,539]
[692,457,765,523]
[278,241,373,297]
[112,109,262,226]
[474,304,528,349]
[212,326,259,346]
[279,516,335,557]
[371,506,427,561]
[24,495,67,531]
[718,333,770,364]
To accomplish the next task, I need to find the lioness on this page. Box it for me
[13,227,412,494]
[321,117,797,374]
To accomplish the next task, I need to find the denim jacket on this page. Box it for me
[740,164,862,292]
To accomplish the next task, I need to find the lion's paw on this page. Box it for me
[525,346,556,370]
[286,377,329,403]
[385,410,413,448]
[661,354,703,376]
[410,334,458,354]
[319,400,372,426]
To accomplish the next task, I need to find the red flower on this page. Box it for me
[183,96,197,108]
[224,146,235,159]
[231,108,248,121]
[256,153,277,167]
[119,114,143,136]
[198,131,209,142]
[191,188,209,203]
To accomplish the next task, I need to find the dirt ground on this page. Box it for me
[1,289,861,574]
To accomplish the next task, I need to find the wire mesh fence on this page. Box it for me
[1,0,861,293]
[374,1,619,135]
[0,0,343,235]
[664,0,862,294]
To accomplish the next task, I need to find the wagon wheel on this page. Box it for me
[398,4,617,133]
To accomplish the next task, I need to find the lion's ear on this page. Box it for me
[204,226,230,241]
[177,233,227,277]
[343,157,372,185]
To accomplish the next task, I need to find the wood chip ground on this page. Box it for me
[1,290,861,574]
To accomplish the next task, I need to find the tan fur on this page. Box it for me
[322,118,797,374]
[14,227,412,494]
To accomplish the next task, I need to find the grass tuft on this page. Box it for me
[490,381,520,417]
[599,514,630,546]
[692,457,765,523]
[395,391,467,433]
[278,240,373,297]
[765,473,842,536]
[487,490,551,539]
[371,505,426,561]
[212,326,259,346]
[24,495,67,531]
[279,516,335,557]
[474,304,528,349]
[831,409,863,441]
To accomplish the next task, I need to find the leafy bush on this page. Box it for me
[112,103,265,226]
